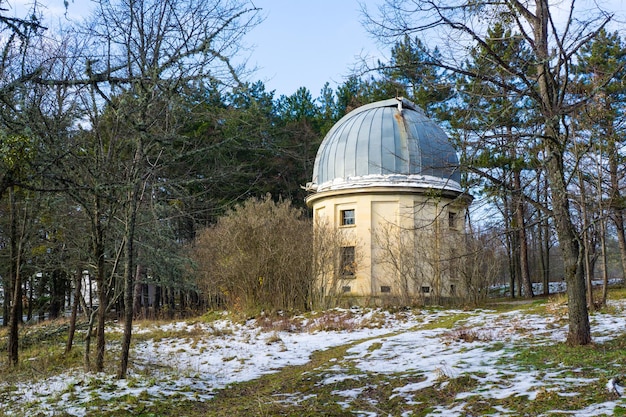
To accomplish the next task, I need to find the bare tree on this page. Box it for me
[44,0,262,378]
[373,210,496,306]
[459,229,503,305]
[374,222,426,305]
[0,3,72,365]
[362,0,621,345]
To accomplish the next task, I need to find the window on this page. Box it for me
[340,209,355,226]
[449,211,458,229]
[380,286,391,293]
[340,246,356,276]
[342,286,351,293]
[421,286,430,294]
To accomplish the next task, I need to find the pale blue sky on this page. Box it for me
[245,0,384,97]
[8,0,626,100]
[242,0,626,98]
[9,0,384,98]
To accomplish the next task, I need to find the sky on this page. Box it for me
[5,0,626,99]
[243,0,626,98]
[244,0,385,97]
[7,0,385,99]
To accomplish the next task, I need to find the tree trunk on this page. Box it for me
[66,269,83,354]
[2,278,9,327]
[154,285,162,317]
[84,308,97,372]
[8,186,21,366]
[49,269,65,319]
[583,234,594,310]
[576,163,595,310]
[513,169,532,297]
[95,279,106,372]
[537,190,549,295]
[133,264,144,318]
[614,212,626,279]
[544,143,591,345]
[608,136,626,279]
[503,194,516,298]
[599,216,609,306]
[513,230,522,298]
[118,138,144,379]
[118,216,137,378]
[118,234,135,378]
[537,170,551,295]
[26,275,33,322]
[534,0,590,345]
[543,230,551,295]
[94,197,107,372]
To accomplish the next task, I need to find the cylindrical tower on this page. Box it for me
[306,97,470,306]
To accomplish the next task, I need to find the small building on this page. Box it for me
[305,97,471,306]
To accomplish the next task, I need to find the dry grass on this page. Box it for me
[256,315,304,332]
[304,310,358,332]
[443,327,495,343]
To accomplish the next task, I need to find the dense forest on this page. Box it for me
[0,0,624,374]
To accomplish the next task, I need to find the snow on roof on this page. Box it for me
[307,173,463,193]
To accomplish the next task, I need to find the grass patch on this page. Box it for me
[200,310,230,323]
[418,311,474,330]
[179,362,484,417]
[366,341,383,353]
[3,287,626,417]
[474,332,626,416]
[0,323,86,382]
[512,333,626,372]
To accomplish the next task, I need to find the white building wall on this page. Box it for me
[309,187,468,305]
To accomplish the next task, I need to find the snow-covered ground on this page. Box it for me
[3,299,626,416]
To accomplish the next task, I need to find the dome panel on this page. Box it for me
[381,107,398,175]
[309,97,461,193]
[355,108,373,177]
[343,110,361,177]
[367,108,384,176]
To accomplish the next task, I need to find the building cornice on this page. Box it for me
[305,184,473,207]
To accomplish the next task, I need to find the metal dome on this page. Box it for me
[309,97,461,193]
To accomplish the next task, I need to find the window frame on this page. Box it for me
[340,208,356,226]
[448,211,458,230]
[339,245,356,277]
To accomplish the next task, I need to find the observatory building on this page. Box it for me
[306,97,471,305]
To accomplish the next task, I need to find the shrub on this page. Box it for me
[190,195,313,314]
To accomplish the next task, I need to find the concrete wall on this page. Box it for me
[308,187,468,306]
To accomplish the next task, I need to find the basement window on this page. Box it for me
[342,286,351,293]
[380,286,391,293]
